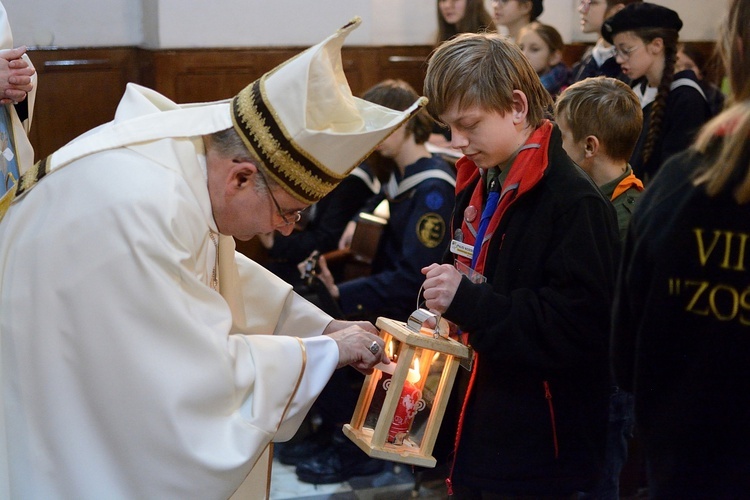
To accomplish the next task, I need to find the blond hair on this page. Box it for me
[693,0,750,203]
[424,32,552,127]
[555,77,643,162]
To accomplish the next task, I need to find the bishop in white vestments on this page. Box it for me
[0,18,424,499]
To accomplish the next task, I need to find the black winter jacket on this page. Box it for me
[613,145,750,498]
[443,123,620,495]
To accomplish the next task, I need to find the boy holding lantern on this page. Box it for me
[420,32,621,497]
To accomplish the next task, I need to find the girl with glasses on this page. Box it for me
[602,3,712,182]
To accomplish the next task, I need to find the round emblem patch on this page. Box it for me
[416,213,446,248]
[425,191,445,211]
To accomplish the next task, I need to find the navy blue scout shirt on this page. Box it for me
[630,69,712,181]
[569,47,627,85]
[337,155,455,321]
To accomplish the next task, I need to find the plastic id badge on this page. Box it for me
[455,259,487,284]
[450,239,474,259]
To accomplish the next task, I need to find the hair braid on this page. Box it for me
[641,30,679,167]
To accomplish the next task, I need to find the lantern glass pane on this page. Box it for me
[363,341,447,450]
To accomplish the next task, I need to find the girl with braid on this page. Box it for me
[602,3,712,182]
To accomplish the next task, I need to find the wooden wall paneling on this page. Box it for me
[341,47,379,97]
[141,46,403,103]
[376,45,432,95]
[23,40,721,166]
[562,43,591,68]
[138,45,430,106]
[143,48,305,104]
[27,48,139,161]
[22,43,442,167]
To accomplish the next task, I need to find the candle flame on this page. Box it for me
[408,358,421,383]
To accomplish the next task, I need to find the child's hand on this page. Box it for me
[420,263,462,314]
[316,255,339,299]
[338,220,357,250]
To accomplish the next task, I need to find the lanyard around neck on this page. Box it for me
[470,172,501,269]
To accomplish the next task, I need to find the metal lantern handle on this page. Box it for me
[412,285,443,338]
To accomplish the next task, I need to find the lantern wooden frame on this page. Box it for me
[343,317,471,467]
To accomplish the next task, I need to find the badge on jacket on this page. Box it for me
[416,213,446,248]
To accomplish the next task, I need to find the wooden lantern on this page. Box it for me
[343,316,471,467]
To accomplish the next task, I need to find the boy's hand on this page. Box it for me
[421,263,462,314]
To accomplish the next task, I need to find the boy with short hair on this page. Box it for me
[555,76,644,499]
[555,76,644,241]
[421,32,621,497]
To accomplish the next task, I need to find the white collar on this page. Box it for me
[592,40,616,67]
[634,82,658,109]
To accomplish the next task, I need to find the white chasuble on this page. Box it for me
[0,84,338,499]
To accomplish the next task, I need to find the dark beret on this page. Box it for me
[530,0,544,20]
[602,2,683,44]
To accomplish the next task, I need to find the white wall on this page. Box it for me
[555,0,728,42]
[2,0,724,48]
[4,0,142,47]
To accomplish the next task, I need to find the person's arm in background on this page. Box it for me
[0,46,34,106]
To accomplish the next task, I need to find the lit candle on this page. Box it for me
[388,358,422,444]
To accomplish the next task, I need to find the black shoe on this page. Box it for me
[277,429,333,466]
[295,434,384,484]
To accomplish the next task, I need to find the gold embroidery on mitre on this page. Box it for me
[232,78,344,203]
[251,94,336,199]
[233,89,333,203]
[416,212,446,249]
[260,75,346,187]
[257,74,344,182]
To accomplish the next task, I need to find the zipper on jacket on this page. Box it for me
[543,380,559,459]
[445,353,480,496]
